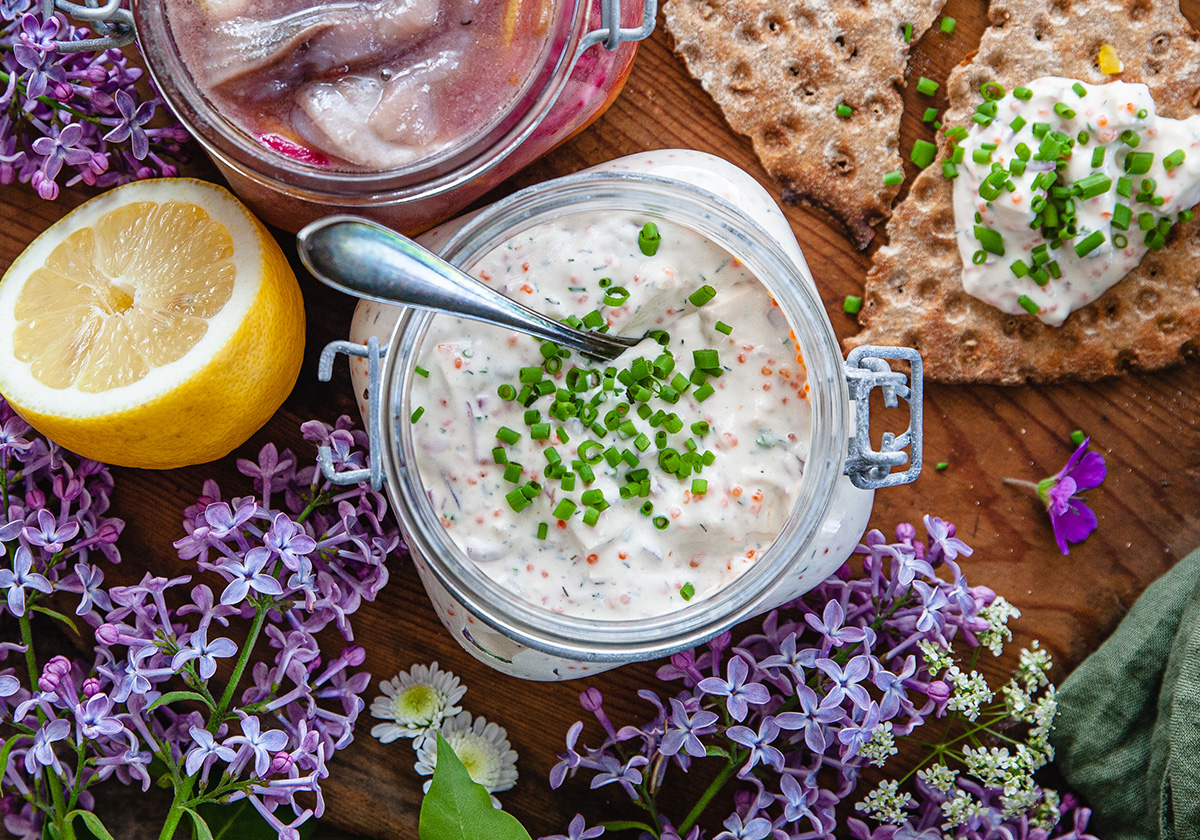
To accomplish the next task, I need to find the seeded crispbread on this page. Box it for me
[846,0,1200,383]
[664,0,947,249]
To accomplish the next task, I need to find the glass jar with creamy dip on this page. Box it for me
[321,151,923,680]
[131,0,654,233]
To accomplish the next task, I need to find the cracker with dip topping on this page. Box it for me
[664,0,948,249]
[846,0,1200,383]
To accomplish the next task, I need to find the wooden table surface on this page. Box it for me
[3,0,1200,836]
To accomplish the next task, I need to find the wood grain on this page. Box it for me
[1,0,1199,835]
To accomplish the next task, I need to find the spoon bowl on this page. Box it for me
[296,216,645,361]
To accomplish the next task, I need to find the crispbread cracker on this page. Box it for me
[846,0,1200,383]
[664,0,947,249]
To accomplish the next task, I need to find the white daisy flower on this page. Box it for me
[414,711,519,807]
[370,662,466,743]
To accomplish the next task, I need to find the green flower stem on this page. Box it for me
[20,615,75,840]
[211,604,267,725]
[159,604,267,840]
[294,490,330,525]
[601,821,659,834]
[677,753,740,836]
[0,69,99,124]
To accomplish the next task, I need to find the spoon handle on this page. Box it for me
[296,216,634,360]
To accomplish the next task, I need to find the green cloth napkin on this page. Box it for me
[1051,547,1200,840]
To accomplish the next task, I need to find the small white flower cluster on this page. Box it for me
[941,788,988,829]
[945,666,994,721]
[369,662,518,807]
[917,761,957,795]
[976,596,1020,656]
[918,639,954,676]
[859,721,897,767]
[855,779,914,825]
[1017,640,1053,689]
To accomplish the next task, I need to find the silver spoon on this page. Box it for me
[296,216,645,362]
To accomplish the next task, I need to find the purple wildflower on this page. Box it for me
[660,698,719,758]
[1005,438,1107,554]
[697,656,770,722]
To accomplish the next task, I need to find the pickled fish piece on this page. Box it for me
[204,1,439,87]
[295,76,423,169]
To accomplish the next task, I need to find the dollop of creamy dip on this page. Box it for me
[409,213,812,620]
[953,76,1200,326]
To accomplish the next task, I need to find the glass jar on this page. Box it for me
[331,151,923,680]
[131,0,654,233]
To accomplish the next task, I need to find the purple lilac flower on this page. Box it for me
[544,514,1094,840]
[544,814,606,840]
[0,10,190,199]
[0,403,394,840]
[660,698,719,759]
[0,546,52,616]
[697,656,770,722]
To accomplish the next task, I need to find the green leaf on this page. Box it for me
[147,691,211,713]
[0,733,25,793]
[65,811,116,840]
[29,605,79,635]
[183,808,215,840]
[419,733,532,840]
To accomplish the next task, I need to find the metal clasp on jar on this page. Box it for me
[581,0,658,52]
[843,346,923,490]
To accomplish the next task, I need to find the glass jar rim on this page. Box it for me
[131,0,588,201]
[382,171,851,661]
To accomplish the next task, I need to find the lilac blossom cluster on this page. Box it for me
[1,1,190,201]
[544,517,1100,840]
[0,399,400,840]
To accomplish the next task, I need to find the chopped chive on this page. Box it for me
[911,139,937,168]
[1072,82,1088,97]
[1091,146,1106,168]
[1137,108,1149,119]
[536,522,549,540]
[414,366,429,378]
[903,22,912,41]
[942,161,959,180]
[506,488,531,512]
[836,103,853,118]
[1165,149,1186,170]
[974,225,1005,256]
[1112,204,1132,230]
[694,383,715,402]
[583,506,600,527]
[653,515,669,530]
[1053,102,1075,119]
[843,295,864,314]
[940,16,956,33]
[715,321,733,335]
[1120,129,1140,147]
[410,406,425,423]
[553,499,577,520]
[492,447,508,464]
[691,479,708,495]
[603,287,630,307]
[693,349,720,369]
[916,76,939,96]
[883,170,904,187]
[1124,151,1154,174]
[1013,86,1033,100]
[1017,295,1040,315]
[935,461,949,471]
[530,423,551,440]
[691,421,710,435]
[1074,173,1112,199]
[1112,233,1128,248]
[1070,429,1086,445]
[1074,230,1106,257]
[680,582,695,601]
[1010,259,1029,278]
[497,426,521,445]
[638,222,661,256]
[922,107,939,122]
[687,285,717,307]
[1010,115,1027,132]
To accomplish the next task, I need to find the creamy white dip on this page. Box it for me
[408,212,812,620]
[954,77,1200,326]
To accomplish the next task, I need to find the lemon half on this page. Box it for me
[0,178,305,469]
